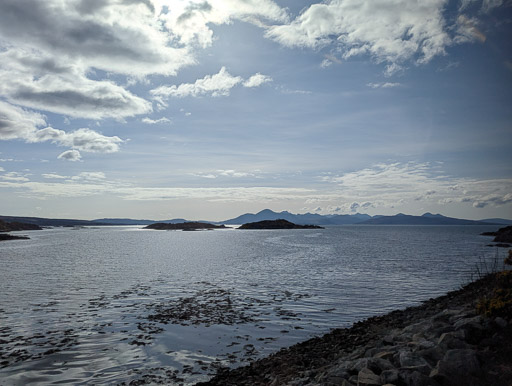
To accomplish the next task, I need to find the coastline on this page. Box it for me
[198,272,512,386]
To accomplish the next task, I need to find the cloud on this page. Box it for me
[159,0,288,49]
[192,169,258,179]
[151,67,243,99]
[0,100,47,140]
[243,73,273,88]
[0,49,152,120]
[141,117,172,125]
[0,172,30,182]
[58,150,82,162]
[367,82,402,89]
[0,100,124,156]
[0,0,195,77]
[454,15,486,43]
[151,67,273,100]
[34,128,123,153]
[266,0,450,67]
[42,173,69,179]
[320,161,512,211]
[71,172,107,181]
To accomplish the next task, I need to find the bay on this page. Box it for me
[0,225,506,385]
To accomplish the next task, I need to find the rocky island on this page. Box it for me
[0,219,42,241]
[145,222,227,231]
[238,219,324,230]
[482,225,512,247]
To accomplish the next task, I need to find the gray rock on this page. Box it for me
[403,320,433,335]
[357,368,381,385]
[350,357,395,375]
[430,349,480,385]
[495,316,507,328]
[437,331,468,350]
[416,346,445,366]
[380,369,399,384]
[399,351,432,374]
[401,370,439,386]
[373,351,395,361]
[453,315,483,331]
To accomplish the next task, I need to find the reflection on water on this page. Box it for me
[0,225,505,384]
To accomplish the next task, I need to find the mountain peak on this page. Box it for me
[422,212,444,218]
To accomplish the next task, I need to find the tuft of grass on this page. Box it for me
[476,259,512,318]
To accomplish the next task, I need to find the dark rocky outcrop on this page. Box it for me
[0,233,30,241]
[0,219,42,232]
[481,226,512,243]
[145,222,226,231]
[198,273,512,386]
[238,219,324,230]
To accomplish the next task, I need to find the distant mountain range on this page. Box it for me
[1,210,511,227]
[219,210,504,226]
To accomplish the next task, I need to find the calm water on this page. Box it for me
[0,225,506,385]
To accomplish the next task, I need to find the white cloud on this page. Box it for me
[0,101,124,156]
[243,73,273,88]
[151,67,273,100]
[151,67,243,99]
[320,162,512,211]
[42,173,69,179]
[71,172,107,181]
[0,100,47,140]
[142,117,172,125]
[58,150,82,162]
[159,0,288,49]
[34,127,123,153]
[0,49,152,120]
[0,172,29,182]
[367,82,402,89]
[192,169,259,179]
[266,0,450,67]
[0,0,195,77]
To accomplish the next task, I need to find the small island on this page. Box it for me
[0,219,42,241]
[238,219,324,230]
[145,222,227,231]
[481,225,512,247]
[0,234,31,241]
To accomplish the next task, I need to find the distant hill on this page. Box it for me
[0,219,42,232]
[360,213,496,226]
[478,218,512,225]
[221,209,371,225]
[238,219,323,230]
[92,218,193,225]
[0,215,107,227]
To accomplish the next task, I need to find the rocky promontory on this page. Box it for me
[238,219,324,230]
[0,219,42,232]
[199,271,512,386]
[0,219,41,241]
[482,225,512,243]
[145,222,227,231]
[0,233,31,241]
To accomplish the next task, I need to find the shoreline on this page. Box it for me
[198,272,512,386]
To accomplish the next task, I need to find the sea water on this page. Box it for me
[0,225,506,384]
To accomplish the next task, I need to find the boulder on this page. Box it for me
[430,349,480,386]
[357,368,381,385]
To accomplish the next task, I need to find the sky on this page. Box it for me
[0,0,511,221]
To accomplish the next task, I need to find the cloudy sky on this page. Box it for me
[0,0,511,221]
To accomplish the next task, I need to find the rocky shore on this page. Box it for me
[199,271,512,386]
